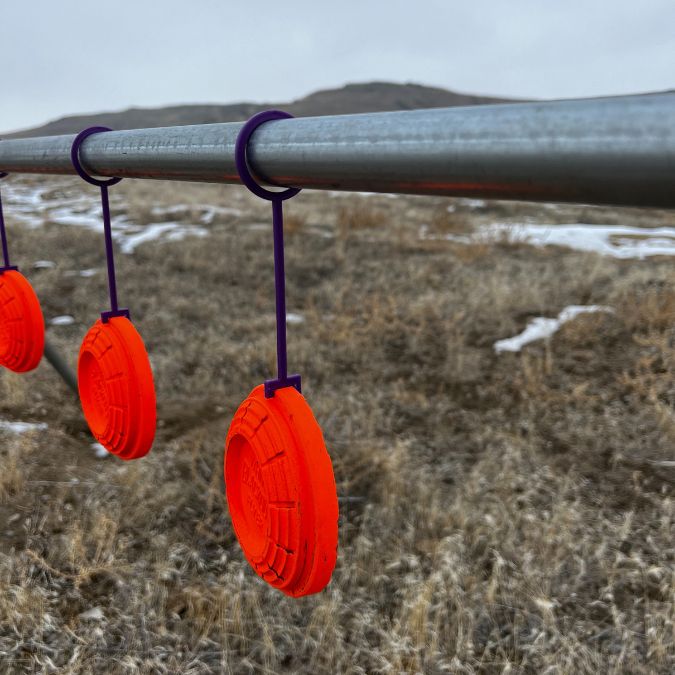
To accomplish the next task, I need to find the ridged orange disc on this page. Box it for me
[225,384,339,597]
[0,270,44,373]
[78,316,156,460]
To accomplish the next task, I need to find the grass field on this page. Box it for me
[0,176,673,673]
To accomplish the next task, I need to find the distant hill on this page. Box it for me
[4,82,515,138]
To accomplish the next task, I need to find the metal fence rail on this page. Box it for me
[2,92,675,391]
[1,93,675,208]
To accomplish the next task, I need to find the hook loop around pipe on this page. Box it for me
[70,127,122,188]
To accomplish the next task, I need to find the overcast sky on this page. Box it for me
[2,0,674,132]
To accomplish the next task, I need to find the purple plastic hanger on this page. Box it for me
[235,110,302,398]
[0,172,18,274]
[70,127,129,323]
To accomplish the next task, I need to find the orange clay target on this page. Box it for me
[78,316,156,460]
[0,270,45,373]
[225,384,339,597]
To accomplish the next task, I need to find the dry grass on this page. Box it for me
[0,437,29,501]
[427,205,473,235]
[335,200,387,238]
[281,211,307,236]
[0,178,673,673]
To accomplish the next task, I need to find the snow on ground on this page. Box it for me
[419,221,675,259]
[458,198,486,210]
[64,268,99,278]
[49,315,75,326]
[6,179,675,260]
[33,260,56,269]
[0,419,48,434]
[0,183,78,228]
[47,203,209,255]
[151,204,242,224]
[494,305,614,353]
[91,443,110,458]
[78,607,105,621]
[118,222,208,254]
[487,223,675,259]
[2,181,210,254]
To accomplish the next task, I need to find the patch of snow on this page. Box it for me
[79,268,98,277]
[3,182,210,255]
[199,205,242,224]
[119,222,209,254]
[64,268,98,278]
[78,607,105,621]
[534,597,556,612]
[286,313,305,325]
[0,420,48,434]
[457,198,486,209]
[50,315,75,326]
[48,205,116,231]
[91,443,110,458]
[487,223,675,259]
[164,225,209,243]
[418,223,472,243]
[494,305,614,353]
[2,182,93,228]
[420,220,675,260]
[150,205,190,217]
[33,260,56,269]
[1,184,50,227]
[152,204,242,225]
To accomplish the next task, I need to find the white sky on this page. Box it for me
[2,0,673,133]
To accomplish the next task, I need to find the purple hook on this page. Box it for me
[0,172,18,275]
[235,110,301,398]
[70,127,129,323]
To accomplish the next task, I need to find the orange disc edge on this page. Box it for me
[0,270,45,373]
[225,384,338,597]
[77,316,156,460]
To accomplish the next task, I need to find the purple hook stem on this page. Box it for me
[70,128,129,323]
[0,172,18,274]
[234,110,301,398]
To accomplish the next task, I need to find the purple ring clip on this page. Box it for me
[70,127,122,188]
[235,111,302,398]
[70,127,129,322]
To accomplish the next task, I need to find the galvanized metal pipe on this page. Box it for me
[43,340,78,395]
[1,93,674,208]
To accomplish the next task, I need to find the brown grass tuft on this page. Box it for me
[335,200,386,238]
